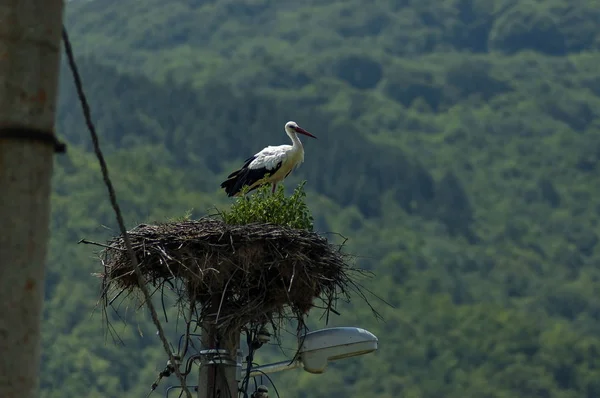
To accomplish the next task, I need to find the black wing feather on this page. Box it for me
[220,158,283,197]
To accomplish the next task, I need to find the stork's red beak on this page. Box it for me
[295,126,317,139]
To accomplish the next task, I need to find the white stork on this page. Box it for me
[220,121,317,197]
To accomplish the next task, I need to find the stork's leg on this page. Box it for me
[272,183,277,194]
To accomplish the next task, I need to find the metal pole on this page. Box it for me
[245,359,302,377]
[0,1,65,397]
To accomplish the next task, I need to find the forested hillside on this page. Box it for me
[42,0,600,397]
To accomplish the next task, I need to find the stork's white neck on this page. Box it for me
[287,130,303,148]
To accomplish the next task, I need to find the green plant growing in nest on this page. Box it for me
[218,181,314,231]
[166,208,194,222]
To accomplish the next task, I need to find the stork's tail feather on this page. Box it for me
[220,167,252,197]
[220,179,238,197]
[220,175,242,198]
[220,166,268,197]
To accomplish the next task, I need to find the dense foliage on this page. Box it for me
[41,0,600,397]
[218,181,314,230]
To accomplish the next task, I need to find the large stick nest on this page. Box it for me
[98,218,367,338]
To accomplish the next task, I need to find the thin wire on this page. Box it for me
[250,363,263,387]
[251,370,280,398]
[241,331,256,397]
[61,26,192,398]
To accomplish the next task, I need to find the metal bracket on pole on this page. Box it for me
[245,359,303,377]
[196,345,242,398]
[196,348,240,368]
[164,349,242,398]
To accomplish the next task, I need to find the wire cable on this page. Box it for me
[241,331,256,397]
[61,26,192,398]
[250,370,280,398]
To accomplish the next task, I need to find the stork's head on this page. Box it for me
[285,121,317,139]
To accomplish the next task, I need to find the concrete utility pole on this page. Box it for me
[197,324,240,398]
[0,1,65,398]
[198,298,240,398]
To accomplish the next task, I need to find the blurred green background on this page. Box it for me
[44,0,600,397]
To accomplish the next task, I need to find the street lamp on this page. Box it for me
[246,327,379,376]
